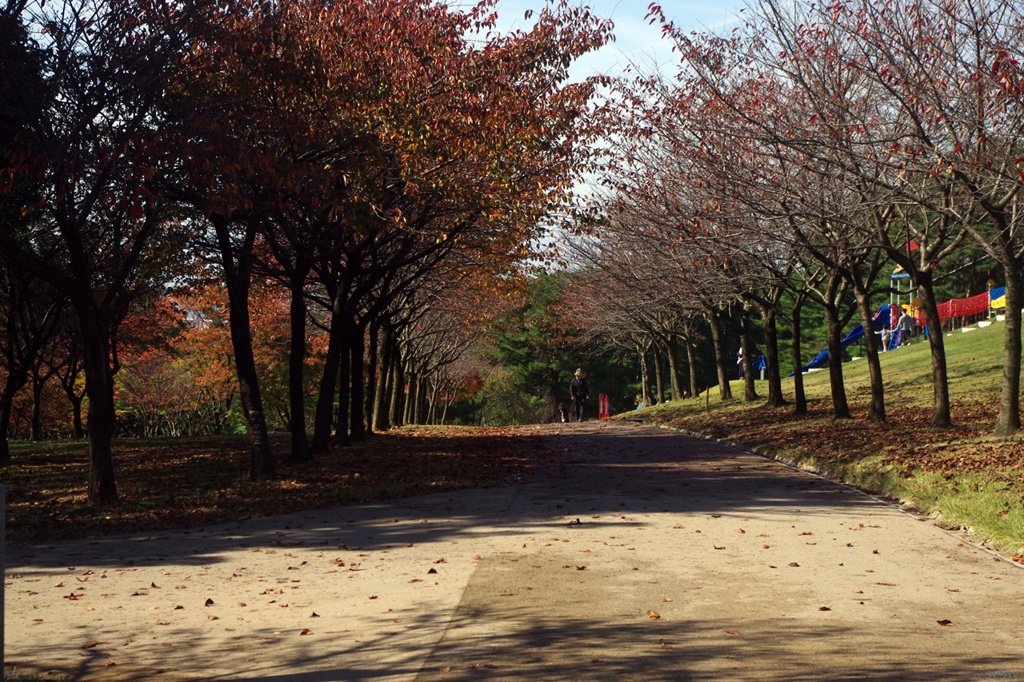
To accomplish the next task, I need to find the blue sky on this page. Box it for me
[492,0,745,79]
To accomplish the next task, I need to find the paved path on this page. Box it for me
[5,421,1023,681]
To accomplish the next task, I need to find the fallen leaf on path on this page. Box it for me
[937,619,952,626]
[818,606,831,611]
[205,598,215,606]
[82,642,101,649]
[299,629,312,635]
[647,610,661,619]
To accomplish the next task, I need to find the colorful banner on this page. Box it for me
[990,286,1006,311]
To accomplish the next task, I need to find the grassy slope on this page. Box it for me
[620,320,1024,561]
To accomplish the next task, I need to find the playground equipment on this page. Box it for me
[793,284,1006,374]
[793,304,892,374]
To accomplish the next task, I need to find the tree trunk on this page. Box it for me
[852,284,886,422]
[56,357,87,438]
[915,269,952,428]
[993,261,1022,436]
[349,321,367,441]
[759,305,785,408]
[0,367,25,460]
[427,376,441,425]
[823,301,852,420]
[708,308,733,400]
[389,358,404,428]
[287,276,311,462]
[684,335,699,399]
[365,320,379,434]
[412,372,423,425]
[440,383,453,425]
[31,371,45,440]
[652,344,664,403]
[373,325,394,431]
[226,282,273,478]
[665,336,682,401]
[334,317,352,446]
[215,218,274,479]
[403,367,416,424]
[638,342,653,406]
[75,304,118,504]
[739,307,758,402]
[311,285,346,453]
[789,302,807,415]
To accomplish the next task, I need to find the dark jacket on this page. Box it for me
[570,377,589,402]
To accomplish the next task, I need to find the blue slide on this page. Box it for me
[792,304,892,375]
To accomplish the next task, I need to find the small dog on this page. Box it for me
[558,404,569,423]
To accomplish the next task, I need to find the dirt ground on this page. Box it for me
[5,421,1023,681]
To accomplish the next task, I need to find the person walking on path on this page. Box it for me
[570,368,590,422]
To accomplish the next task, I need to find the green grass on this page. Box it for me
[620,319,1024,561]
